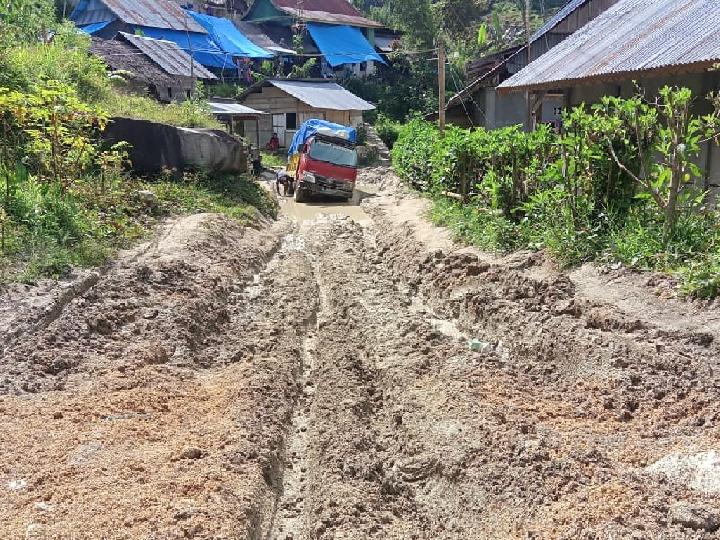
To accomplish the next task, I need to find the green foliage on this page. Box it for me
[391,116,437,191]
[100,93,221,129]
[375,114,402,148]
[429,196,520,251]
[392,86,720,296]
[149,170,278,222]
[0,165,277,282]
[678,252,720,299]
[597,87,720,238]
[0,0,55,45]
[288,58,318,79]
[260,152,286,169]
[1,26,112,102]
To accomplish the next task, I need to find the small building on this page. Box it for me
[239,78,375,148]
[242,0,386,78]
[72,0,272,72]
[91,32,216,102]
[445,0,617,129]
[498,0,720,190]
[208,99,267,148]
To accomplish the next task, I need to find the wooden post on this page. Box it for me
[438,41,446,133]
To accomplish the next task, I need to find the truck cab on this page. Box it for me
[287,120,358,203]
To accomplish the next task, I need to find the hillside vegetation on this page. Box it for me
[346,0,567,121]
[0,3,274,283]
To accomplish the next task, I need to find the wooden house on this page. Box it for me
[91,32,216,102]
[239,78,375,148]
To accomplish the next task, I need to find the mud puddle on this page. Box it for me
[274,183,377,224]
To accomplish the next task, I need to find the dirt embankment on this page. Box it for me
[3,170,720,539]
[0,213,320,539]
[362,191,720,538]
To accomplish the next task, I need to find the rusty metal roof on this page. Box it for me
[272,0,383,28]
[276,8,384,28]
[500,0,720,92]
[91,37,182,87]
[102,0,205,32]
[119,32,216,79]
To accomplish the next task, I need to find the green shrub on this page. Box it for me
[392,117,438,191]
[429,196,520,251]
[678,254,720,299]
[391,86,720,296]
[375,114,401,148]
[3,28,111,102]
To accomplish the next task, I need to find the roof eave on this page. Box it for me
[498,60,719,95]
[276,7,384,28]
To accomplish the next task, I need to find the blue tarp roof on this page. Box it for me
[133,26,234,69]
[79,20,113,34]
[288,119,356,157]
[307,23,386,67]
[187,10,273,59]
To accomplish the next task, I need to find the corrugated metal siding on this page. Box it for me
[268,80,375,111]
[120,32,216,79]
[103,0,205,32]
[500,0,720,91]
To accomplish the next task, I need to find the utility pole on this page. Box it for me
[438,40,446,133]
[183,9,195,95]
[524,0,532,46]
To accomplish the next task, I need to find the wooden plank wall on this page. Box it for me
[242,85,364,149]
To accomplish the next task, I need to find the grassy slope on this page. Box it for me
[1,171,278,284]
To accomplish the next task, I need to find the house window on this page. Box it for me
[360,62,367,72]
[286,112,297,130]
[168,87,173,99]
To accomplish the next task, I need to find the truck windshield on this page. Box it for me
[309,140,357,168]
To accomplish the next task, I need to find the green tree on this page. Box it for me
[0,0,55,45]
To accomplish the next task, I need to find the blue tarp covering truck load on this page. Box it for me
[287,120,357,157]
[287,120,359,203]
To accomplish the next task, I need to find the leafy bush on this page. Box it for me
[391,117,437,191]
[375,114,401,148]
[2,27,111,102]
[392,86,720,296]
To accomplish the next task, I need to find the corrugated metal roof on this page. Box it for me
[208,101,267,115]
[119,32,216,79]
[500,0,720,92]
[91,37,182,87]
[530,0,588,43]
[277,8,383,28]
[267,79,375,111]
[102,0,205,32]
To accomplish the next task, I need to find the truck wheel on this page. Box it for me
[294,187,308,203]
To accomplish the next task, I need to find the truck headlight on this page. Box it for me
[302,172,316,183]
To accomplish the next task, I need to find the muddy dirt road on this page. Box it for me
[2,167,720,539]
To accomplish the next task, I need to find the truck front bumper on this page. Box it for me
[299,177,354,199]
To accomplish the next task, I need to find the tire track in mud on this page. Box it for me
[262,215,493,539]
